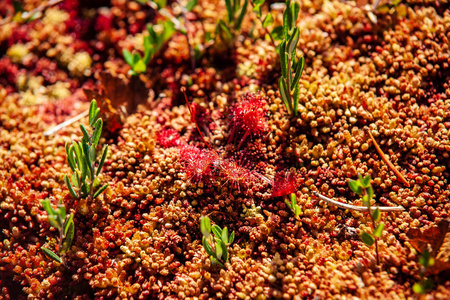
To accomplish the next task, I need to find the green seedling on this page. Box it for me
[348,174,384,265]
[64,100,109,201]
[250,0,278,47]
[277,0,305,116]
[123,19,175,76]
[413,249,435,294]
[200,216,235,268]
[285,193,301,219]
[40,198,74,267]
[216,0,248,44]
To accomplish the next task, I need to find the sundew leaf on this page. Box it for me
[361,232,375,246]
[41,247,62,263]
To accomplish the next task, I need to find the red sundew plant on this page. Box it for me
[180,145,217,183]
[219,158,254,192]
[157,128,180,148]
[271,171,300,198]
[229,92,268,149]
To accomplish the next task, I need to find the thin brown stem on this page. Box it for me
[366,128,410,187]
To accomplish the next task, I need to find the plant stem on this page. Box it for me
[312,191,405,212]
[58,227,67,267]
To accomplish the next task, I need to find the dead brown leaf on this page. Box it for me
[407,219,450,274]
[84,71,151,133]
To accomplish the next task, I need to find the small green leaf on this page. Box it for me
[57,202,66,225]
[64,213,74,236]
[186,0,197,11]
[218,20,233,41]
[225,0,233,24]
[143,35,152,65]
[64,175,78,198]
[89,145,96,165]
[362,195,370,207]
[48,215,60,229]
[162,20,175,44]
[93,183,109,199]
[372,207,381,222]
[361,175,371,188]
[202,236,214,256]
[133,59,147,74]
[61,217,74,253]
[235,0,248,31]
[294,205,301,217]
[72,142,83,172]
[215,241,223,260]
[97,145,108,176]
[348,180,362,194]
[123,50,134,67]
[291,1,300,28]
[283,0,292,37]
[279,41,287,79]
[290,193,297,207]
[367,186,374,201]
[229,231,235,244]
[291,56,305,90]
[361,232,375,246]
[252,4,262,18]
[279,77,290,114]
[221,240,228,262]
[413,282,424,294]
[271,26,284,41]
[284,198,293,209]
[89,100,98,126]
[222,227,229,244]
[212,225,223,240]
[132,53,141,66]
[41,199,55,216]
[41,247,62,263]
[293,84,299,116]
[210,256,224,268]
[419,249,435,268]
[92,119,103,147]
[70,172,79,189]
[262,13,273,27]
[286,27,299,59]
[200,216,211,237]
[373,222,384,238]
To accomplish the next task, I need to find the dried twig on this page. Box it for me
[43,110,89,136]
[366,128,410,187]
[313,191,405,212]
